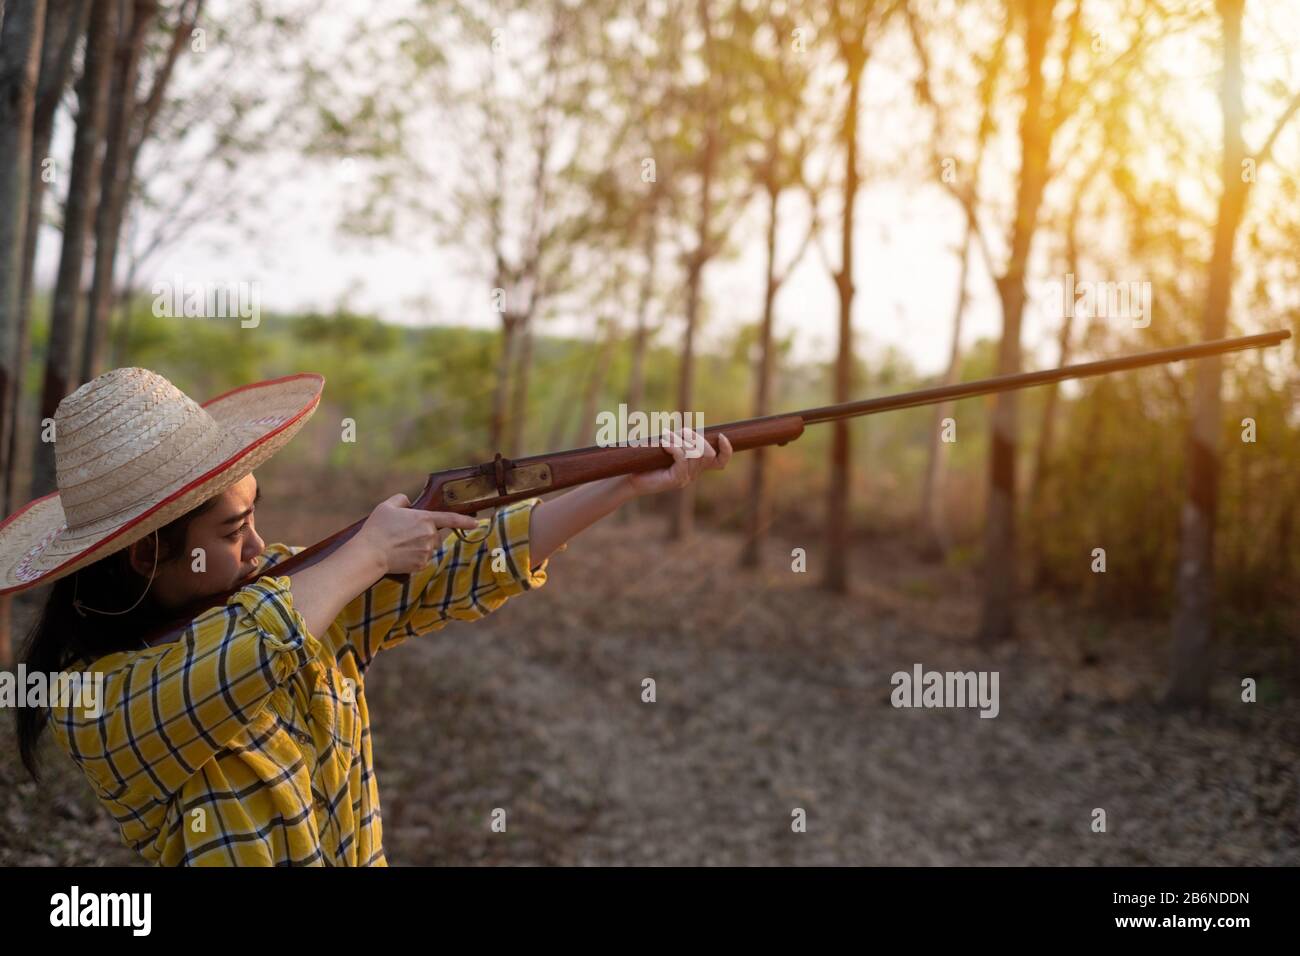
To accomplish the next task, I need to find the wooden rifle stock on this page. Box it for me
[146,329,1290,644]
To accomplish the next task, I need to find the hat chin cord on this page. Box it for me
[72,529,161,618]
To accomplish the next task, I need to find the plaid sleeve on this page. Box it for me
[335,496,549,669]
[50,575,321,803]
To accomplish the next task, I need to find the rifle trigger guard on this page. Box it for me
[453,510,495,546]
[452,453,509,544]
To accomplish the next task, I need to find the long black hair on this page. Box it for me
[15,497,218,781]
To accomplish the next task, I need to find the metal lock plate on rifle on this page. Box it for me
[443,463,553,506]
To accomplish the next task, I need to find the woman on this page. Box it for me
[2,366,731,865]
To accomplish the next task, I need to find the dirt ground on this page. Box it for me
[2,509,1296,866]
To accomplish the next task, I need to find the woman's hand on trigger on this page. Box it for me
[355,494,480,574]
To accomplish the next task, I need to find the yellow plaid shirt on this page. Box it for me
[47,498,548,866]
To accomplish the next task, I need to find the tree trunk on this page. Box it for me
[508,316,534,456]
[32,0,116,500]
[546,339,587,452]
[0,0,50,668]
[976,0,1056,644]
[622,204,658,523]
[1025,312,1073,583]
[824,58,863,594]
[1026,236,1080,585]
[83,0,197,381]
[0,0,48,495]
[490,313,518,453]
[671,227,705,541]
[741,177,781,569]
[487,119,513,457]
[669,0,718,543]
[1166,0,1248,708]
[574,318,617,448]
[110,232,141,366]
[81,0,154,384]
[627,203,657,419]
[10,0,87,515]
[917,224,973,560]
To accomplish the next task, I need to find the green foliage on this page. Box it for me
[115,296,283,398]
[1024,356,1299,625]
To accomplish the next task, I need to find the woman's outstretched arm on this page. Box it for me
[286,428,732,636]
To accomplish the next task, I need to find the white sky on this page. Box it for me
[31,0,1300,379]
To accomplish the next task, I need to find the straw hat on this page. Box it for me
[0,368,324,594]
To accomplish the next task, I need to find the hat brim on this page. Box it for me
[0,372,324,595]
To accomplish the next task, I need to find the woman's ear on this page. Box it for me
[125,534,158,577]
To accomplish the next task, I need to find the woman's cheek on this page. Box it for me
[221,541,247,580]
[194,539,240,581]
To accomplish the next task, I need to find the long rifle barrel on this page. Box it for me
[141,328,1290,645]
[792,329,1291,427]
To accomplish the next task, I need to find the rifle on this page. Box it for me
[151,329,1290,641]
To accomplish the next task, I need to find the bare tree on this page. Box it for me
[81,0,203,383]
[821,0,900,592]
[574,315,620,448]
[502,14,564,457]
[665,0,725,542]
[437,1,579,459]
[906,2,1002,559]
[580,0,689,520]
[1167,0,1300,706]
[9,0,88,512]
[31,0,116,499]
[732,2,821,569]
[975,0,1085,643]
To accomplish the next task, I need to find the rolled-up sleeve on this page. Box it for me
[335,497,549,669]
[50,575,322,803]
[227,576,318,681]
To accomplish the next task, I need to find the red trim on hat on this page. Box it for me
[0,373,325,595]
[200,371,325,409]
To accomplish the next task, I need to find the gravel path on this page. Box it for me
[366,517,1299,865]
